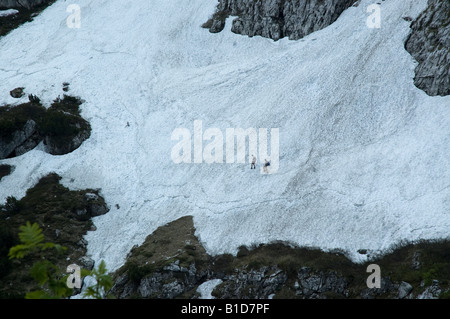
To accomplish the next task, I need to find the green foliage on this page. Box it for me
[0,102,46,139]
[8,222,71,299]
[38,109,80,138]
[8,221,65,260]
[25,260,72,299]
[83,260,114,299]
[8,222,114,299]
[50,95,82,115]
[1,196,22,214]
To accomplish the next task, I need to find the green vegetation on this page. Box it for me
[7,222,114,299]
[113,215,450,299]
[82,260,114,299]
[0,100,46,140]
[0,93,91,157]
[8,222,71,299]
[0,164,13,180]
[0,173,109,298]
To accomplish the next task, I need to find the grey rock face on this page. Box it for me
[295,267,349,298]
[417,280,442,299]
[217,266,287,298]
[405,0,450,96]
[360,277,399,299]
[205,0,354,41]
[0,0,50,10]
[10,87,24,98]
[398,281,413,299]
[112,261,204,299]
[78,256,95,271]
[0,119,39,159]
[43,129,90,156]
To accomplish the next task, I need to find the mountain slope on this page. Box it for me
[0,0,449,272]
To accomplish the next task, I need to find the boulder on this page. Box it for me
[9,87,24,98]
[398,281,413,299]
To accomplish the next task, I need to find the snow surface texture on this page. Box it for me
[0,0,449,271]
[0,9,18,17]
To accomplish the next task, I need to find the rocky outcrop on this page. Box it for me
[109,216,450,299]
[0,0,50,10]
[295,267,349,298]
[0,119,40,159]
[0,94,91,159]
[405,0,449,96]
[214,266,287,298]
[203,0,355,41]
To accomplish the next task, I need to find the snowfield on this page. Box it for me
[0,0,449,271]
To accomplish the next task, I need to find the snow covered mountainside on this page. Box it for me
[0,0,449,274]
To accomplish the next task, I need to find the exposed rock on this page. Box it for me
[405,0,450,96]
[9,87,24,98]
[295,267,348,298]
[109,217,449,299]
[204,0,354,41]
[216,266,287,298]
[78,256,95,271]
[43,129,90,156]
[398,281,413,299]
[0,0,51,10]
[417,280,442,299]
[360,277,399,299]
[0,94,91,159]
[411,251,421,270]
[0,119,39,159]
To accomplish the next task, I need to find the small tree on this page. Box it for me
[8,221,71,299]
[82,260,114,299]
[9,221,114,299]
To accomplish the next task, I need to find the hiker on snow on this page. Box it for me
[251,155,257,169]
[263,159,270,173]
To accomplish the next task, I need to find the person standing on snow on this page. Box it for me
[263,159,270,173]
[251,155,257,169]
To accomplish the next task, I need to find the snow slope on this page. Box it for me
[0,0,449,271]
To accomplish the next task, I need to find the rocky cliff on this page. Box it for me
[0,0,50,9]
[0,93,91,159]
[404,0,449,96]
[110,216,450,299]
[203,0,355,41]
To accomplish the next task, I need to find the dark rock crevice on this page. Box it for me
[404,0,449,96]
[203,0,355,41]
